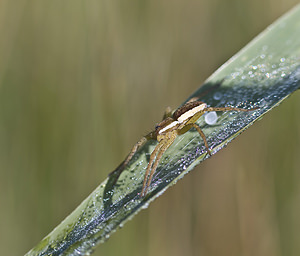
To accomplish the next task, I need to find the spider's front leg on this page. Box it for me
[108,131,155,186]
[103,131,157,206]
[187,105,259,155]
[205,106,259,112]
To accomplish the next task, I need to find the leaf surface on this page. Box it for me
[26,4,300,256]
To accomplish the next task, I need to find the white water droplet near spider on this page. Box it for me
[204,111,218,125]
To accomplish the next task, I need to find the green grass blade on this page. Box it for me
[26,4,300,256]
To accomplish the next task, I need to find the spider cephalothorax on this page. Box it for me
[155,101,207,138]
[109,97,257,197]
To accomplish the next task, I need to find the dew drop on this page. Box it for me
[260,54,266,59]
[204,112,218,125]
[213,91,222,100]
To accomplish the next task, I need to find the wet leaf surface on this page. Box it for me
[26,5,300,256]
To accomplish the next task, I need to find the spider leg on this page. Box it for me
[104,132,156,207]
[179,123,211,156]
[190,123,211,156]
[141,140,165,197]
[108,132,155,185]
[124,137,147,166]
[178,123,211,156]
[206,106,258,112]
[142,134,177,197]
[188,106,258,155]
[141,133,177,197]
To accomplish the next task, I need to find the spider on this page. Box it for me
[109,96,258,198]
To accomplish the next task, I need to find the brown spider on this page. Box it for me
[109,97,258,197]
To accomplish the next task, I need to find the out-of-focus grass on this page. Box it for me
[0,1,299,256]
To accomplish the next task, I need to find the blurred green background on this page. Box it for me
[0,1,300,256]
